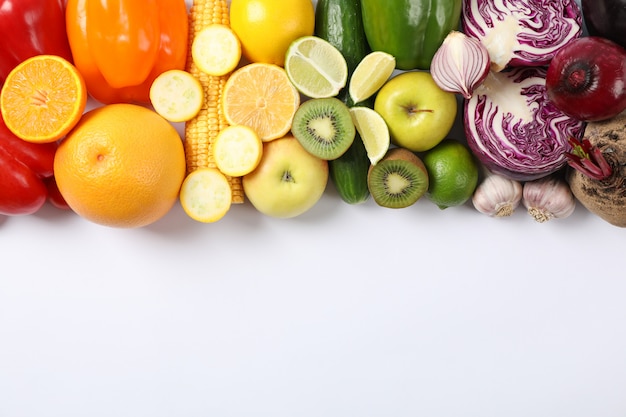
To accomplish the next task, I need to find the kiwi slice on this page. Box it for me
[291,97,356,160]
[367,147,429,208]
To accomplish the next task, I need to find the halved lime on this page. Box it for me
[349,106,390,166]
[349,51,396,105]
[284,36,348,99]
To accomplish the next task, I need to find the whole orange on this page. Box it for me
[230,0,315,66]
[54,103,186,228]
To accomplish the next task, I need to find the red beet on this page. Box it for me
[546,36,626,122]
[566,110,626,227]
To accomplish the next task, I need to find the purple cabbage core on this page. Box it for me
[464,66,585,181]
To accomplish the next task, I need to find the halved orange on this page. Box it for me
[222,63,300,141]
[0,55,87,143]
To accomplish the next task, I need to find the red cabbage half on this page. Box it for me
[461,0,583,71]
[464,66,585,181]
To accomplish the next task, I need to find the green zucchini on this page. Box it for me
[314,0,372,204]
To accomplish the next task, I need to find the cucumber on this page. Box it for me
[314,0,372,204]
[327,117,371,204]
[314,0,371,77]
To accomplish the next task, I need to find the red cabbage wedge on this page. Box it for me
[461,0,583,71]
[464,66,585,181]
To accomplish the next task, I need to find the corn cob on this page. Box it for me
[184,0,244,204]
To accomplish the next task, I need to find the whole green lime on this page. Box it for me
[422,139,479,209]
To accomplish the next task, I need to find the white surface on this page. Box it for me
[2,1,626,417]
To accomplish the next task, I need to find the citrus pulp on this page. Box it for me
[284,35,348,98]
[0,55,87,143]
[222,63,300,141]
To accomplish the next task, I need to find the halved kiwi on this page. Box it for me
[291,97,356,160]
[367,147,429,208]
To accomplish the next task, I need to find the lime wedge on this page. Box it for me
[284,36,348,99]
[349,106,390,165]
[349,51,396,104]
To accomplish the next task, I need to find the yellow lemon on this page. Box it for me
[230,0,315,67]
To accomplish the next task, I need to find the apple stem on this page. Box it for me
[407,106,433,115]
[566,136,613,181]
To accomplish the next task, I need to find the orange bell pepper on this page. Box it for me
[65,0,189,104]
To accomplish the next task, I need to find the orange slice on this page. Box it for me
[0,55,87,143]
[222,63,300,141]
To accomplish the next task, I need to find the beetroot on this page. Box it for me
[566,110,626,227]
[546,36,626,122]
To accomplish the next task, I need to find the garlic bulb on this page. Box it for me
[430,31,491,99]
[472,172,523,217]
[522,175,576,223]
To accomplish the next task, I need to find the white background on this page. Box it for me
[2,1,626,417]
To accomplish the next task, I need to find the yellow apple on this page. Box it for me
[243,134,329,218]
[374,71,457,152]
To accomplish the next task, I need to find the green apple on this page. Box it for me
[243,134,329,218]
[374,71,457,152]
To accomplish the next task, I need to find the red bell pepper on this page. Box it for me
[0,117,60,216]
[0,0,74,85]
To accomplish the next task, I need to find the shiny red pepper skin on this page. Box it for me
[44,176,71,210]
[0,0,74,84]
[0,0,74,215]
[0,118,58,215]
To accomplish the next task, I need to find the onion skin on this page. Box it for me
[567,110,626,228]
[464,66,586,182]
[546,36,626,122]
[430,31,491,99]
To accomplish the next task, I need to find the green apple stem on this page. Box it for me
[407,106,433,115]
